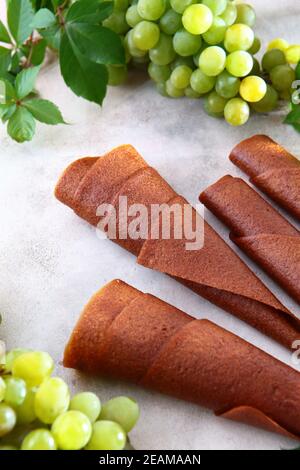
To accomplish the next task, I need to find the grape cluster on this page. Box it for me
[104,0,300,126]
[0,349,139,450]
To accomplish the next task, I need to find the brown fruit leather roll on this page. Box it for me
[200,175,300,304]
[55,145,300,349]
[229,135,300,221]
[64,279,300,441]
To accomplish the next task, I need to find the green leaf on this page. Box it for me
[7,106,36,142]
[22,39,47,66]
[295,62,300,80]
[0,79,16,102]
[0,20,11,44]
[23,98,65,124]
[0,103,17,123]
[8,0,35,45]
[66,0,113,24]
[284,106,300,125]
[15,66,40,99]
[0,47,11,77]
[40,24,61,50]
[60,31,108,104]
[66,23,125,65]
[32,8,56,29]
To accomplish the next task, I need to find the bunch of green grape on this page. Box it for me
[104,0,300,127]
[0,349,139,450]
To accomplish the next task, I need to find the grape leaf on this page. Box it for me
[8,0,35,45]
[23,99,65,124]
[0,103,17,123]
[60,32,108,104]
[0,47,11,77]
[0,21,11,44]
[7,106,36,143]
[15,66,40,99]
[32,8,57,29]
[66,0,113,24]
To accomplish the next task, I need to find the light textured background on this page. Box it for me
[0,0,300,450]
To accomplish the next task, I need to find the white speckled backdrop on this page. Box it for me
[0,0,300,450]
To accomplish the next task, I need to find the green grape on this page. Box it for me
[15,387,36,424]
[236,3,256,27]
[103,11,129,35]
[132,54,149,66]
[270,64,296,92]
[202,17,227,45]
[148,62,171,82]
[226,51,253,77]
[70,392,101,424]
[4,349,30,374]
[159,9,182,35]
[35,377,70,424]
[250,58,260,75]
[108,65,128,86]
[4,377,27,407]
[279,89,292,101]
[248,37,261,55]
[224,24,254,52]
[21,429,57,450]
[125,30,147,58]
[170,0,196,14]
[190,69,216,94]
[166,79,184,97]
[0,404,16,437]
[173,29,202,57]
[268,38,289,52]
[262,49,286,72]
[216,70,240,98]
[240,76,267,102]
[202,0,227,16]
[85,420,126,450]
[12,351,54,387]
[182,4,213,35]
[132,21,160,50]
[149,33,176,65]
[156,82,168,96]
[137,0,166,21]
[220,2,237,26]
[286,45,300,64]
[171,55,194,69]
[52,411,92,450]
[251,85,278,113]
[0,377,6,402]
[125,5,143,27]
[100,397,140,433]
[0,445,18,450]
[115,0,129,10]
[204,91,227,117]
[224,97,250,126]
[185,86,201,98]
[170,65,192,89]
[199,46,226,76]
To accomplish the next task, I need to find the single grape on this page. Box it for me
[21,429,57,450]
[156,82,168,96]
[166,79,185,97]
[202,17,227,45]
[220,2,237,26]
[216,70,240,99]
[125,30,147,58]
[182,4,213,35]
[100,397,140,433]
[159,9,182,35]
[103,11,129,35]
[35,377,70,424]
[224,24,254,52]
[132,21,160,51]
[199,46,226,77]
[240,76,267,103]
[185,86,201,99]
[226,51,253,77]
[285,45,300,64]
[108,65,128,86]
[70,392,101,423]
[52,411,92,450]
[250,58,261,75]
[202,0,227,16]
[248,37,261,55]
[190,69,216,94]
[251,85,278,113]
[137,0,166,21]
[148,62,171,82]
[125,5,143,27]
[268,38,289,52]
[170,65,192,89]
[173,29,202,57]
[4,377,27,407]
[270,64,296,92]
[0,377,6,402]
[262,49,286,72]
[204,91,228,117]
[236,3,256,27]
[12,351,54,387]
[85,420,126,450]
[150,33,176,65]
[0,404,16,437]
[224,97,250,126]
[15,387,36,424]
[170,0,196,14]
[4,349,30,374]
